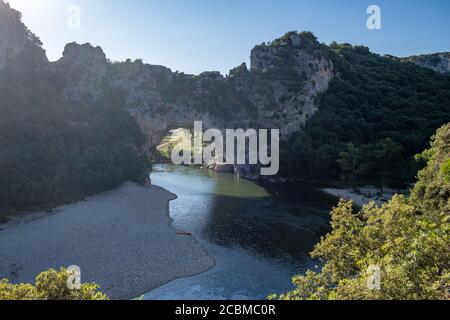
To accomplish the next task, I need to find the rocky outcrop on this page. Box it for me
[50,31,334,156]
[403,53,450,74]
[3,0,448,183]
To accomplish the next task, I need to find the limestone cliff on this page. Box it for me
[403,52,450,74]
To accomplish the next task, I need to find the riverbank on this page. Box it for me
[0,182,214,300]
[321,186,409,207]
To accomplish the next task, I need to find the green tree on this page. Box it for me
[272,124,450,300]
[0,268,108,300]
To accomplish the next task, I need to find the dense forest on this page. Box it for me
[280,39,450,187]
[0,4,148,213]
[2,0,450,215]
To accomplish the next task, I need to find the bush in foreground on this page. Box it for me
[0,268,108,300]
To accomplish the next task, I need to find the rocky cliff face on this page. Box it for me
[51,44,224,151]
[51,31,334,153]
[0,4,335,180]
[404,53,450,74]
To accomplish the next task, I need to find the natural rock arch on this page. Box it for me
[52,33,335,159]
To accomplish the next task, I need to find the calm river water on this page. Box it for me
[144,164,337,300]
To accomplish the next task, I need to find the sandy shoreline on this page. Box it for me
[0,182,214,299]
[321,187,409,207]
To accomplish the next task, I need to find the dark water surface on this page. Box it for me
[144,164,337,300]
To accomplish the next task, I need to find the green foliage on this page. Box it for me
[442,160,450,183]
[274,124,450,300]
[252,31,328,95]
[0,268,108,300]
[269,31,318,48]
[281,44,450,187]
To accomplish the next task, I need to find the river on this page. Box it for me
[144,164,337,300]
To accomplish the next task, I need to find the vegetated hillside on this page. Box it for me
[274,123,450,300]
[280,42,450,187]
[50,30,334,154]
[0,1,148,213]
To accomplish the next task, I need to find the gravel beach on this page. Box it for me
[0,182,214,299]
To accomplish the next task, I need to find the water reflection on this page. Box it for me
[144,164,336,300]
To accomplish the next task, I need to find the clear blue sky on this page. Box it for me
[7,0,450,75]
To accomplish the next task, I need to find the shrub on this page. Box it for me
[273,124,450,300]
[441,159,450,183]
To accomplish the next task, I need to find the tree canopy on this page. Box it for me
[281,43,450,187]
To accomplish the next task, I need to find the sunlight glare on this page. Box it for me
[7,0,48,12]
